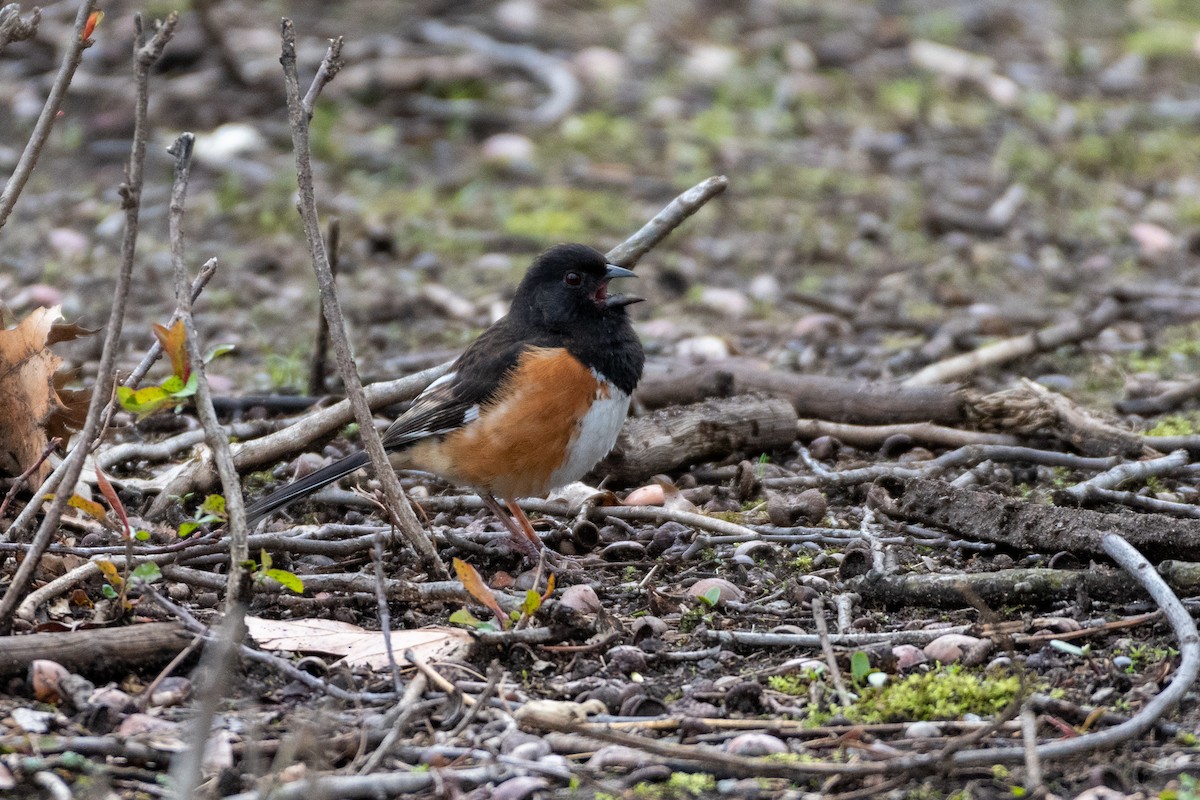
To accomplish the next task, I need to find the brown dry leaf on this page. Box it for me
[0,306,92,481]
[244,616,473,670]
[453,557,507,627]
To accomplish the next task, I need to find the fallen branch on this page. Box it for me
[638,358,963,423]
[846,567,1141,609]
[904,297,1122,387]
[796,419,1019,450]
[0,621,192,678]
[597,394,797,483]
[878,477,1200,561]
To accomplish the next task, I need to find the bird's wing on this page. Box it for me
[380,319,550,450]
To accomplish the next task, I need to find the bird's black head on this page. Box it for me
[511,243,642,331]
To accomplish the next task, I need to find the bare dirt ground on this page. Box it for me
[5,1,1200,798]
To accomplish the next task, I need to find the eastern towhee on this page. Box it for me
[245,243,645,557]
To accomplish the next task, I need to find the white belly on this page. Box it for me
[549,388,630,489]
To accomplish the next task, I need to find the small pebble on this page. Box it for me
[1112,655,1134,671]
[724,733,787,756]
[606,646,647,675]
[684,44,738,84]
[1130,221,1174,258]
[574,46,626,90]
[923,633,984,664]
[688,577,744,606]
[494,0,540,31]
[905,721,942,739]
[675,334,731,361]
[559,584,602,614]
[698,287,751,319]
[480,133,536,173]
[748,274,781,303]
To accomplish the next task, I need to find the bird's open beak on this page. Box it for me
[603,263,644,307]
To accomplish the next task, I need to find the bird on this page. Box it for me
[245,243,645,558]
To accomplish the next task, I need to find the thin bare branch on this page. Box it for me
[0,1,94,230]
[166,131,249,606]
[606,175,728,268]
[0,12,177,631]
[280,19,447,579]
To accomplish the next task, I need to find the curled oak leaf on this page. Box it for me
[0,306,91,482]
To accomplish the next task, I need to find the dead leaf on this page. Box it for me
[0,306,92,481]
[95,465,131,539]
[152,320,190,382]
[453,557,508,628]
[243,616,473,670]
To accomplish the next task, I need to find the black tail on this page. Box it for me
[245,451,371,525]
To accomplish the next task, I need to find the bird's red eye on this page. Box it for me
[564,271,583,286]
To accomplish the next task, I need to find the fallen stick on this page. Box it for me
[796,419,1019,449]
[903,297,1122,387]
[846,567,1141,609]
[0,621,192,679]
[596,394,797,483]
[877,477,1200,561]
[637,358,964,424]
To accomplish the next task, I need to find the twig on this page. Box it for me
[1115,376,1200,416]
[417,20,579,128]
[606,176,727,268]
[705,626,973,649]
[97,419,279,471]
[308,219,338,396]
[948,533,1200,767]
[281,20,446,579]
[1077,486,1200,518]
[812,598,853,707]
[166,601,246,799]
[1063,449,1191,503]
[222,767,511,800]
[0,3,40,55]
[903,297,1123,387]
[0,12,177,632]
[144,585,397,704]
[1020,708,1043,793]
[372,539,402,695]
[300,36,343,119]
[166,131,249,606]
[356,674,428,774]
[0,0,95,231]
[404,646,475,706]
[0,436,59,519]
[16,560,100,621]
[796,419,1020,450]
